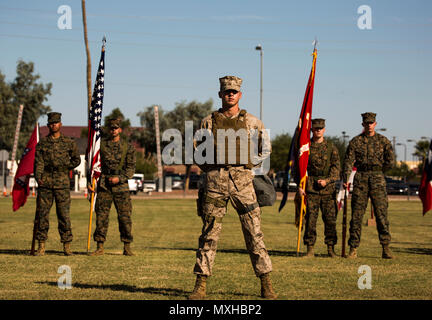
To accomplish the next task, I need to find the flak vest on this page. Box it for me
[211,109,254,169]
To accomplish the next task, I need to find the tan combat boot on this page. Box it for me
[347,247,357,259]
[35,241,45,256]
[63,242,73,256]
[382,244,394,259]
[123,242,135,256]
[304,245,315,257]
[327,245,337,258]
[90,242,104,256]
[188,275,207,300]
[260,273,278,299]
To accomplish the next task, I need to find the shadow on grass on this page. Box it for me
[147,246,314,257]
[37,281,190,297]
[37,281,255,299]
[0,249,125,256]
[393,247,432,255]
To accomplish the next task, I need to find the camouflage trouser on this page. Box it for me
[35,187,73,243]
[93,189,133,243]
[193,167,273,277]
[303,193,338,246]
[348,171,391,248]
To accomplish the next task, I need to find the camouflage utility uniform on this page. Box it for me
[343,112,395,258]
[34,117,81,245]
[189,76,276,300]
[194,110,272,277]
[303,137,340,251]
[93,138,136,244]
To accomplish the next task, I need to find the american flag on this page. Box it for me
[86,44,105,187]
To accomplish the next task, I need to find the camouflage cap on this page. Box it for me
[47,112,62,124]
[219,75,242,92]
[361,112,376,123]
[108,118,121,129]
[311,118,325,129]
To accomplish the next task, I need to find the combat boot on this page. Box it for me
[90,242,104,256]
[304,245,315,257]
[382,244,394,259]
[63,242,73,256]
[123,242,135,256]
[188,275,207,300]
[327,245,337,258]
[260,273,278,299]
[35,241,45,256]
[347,247,357,259]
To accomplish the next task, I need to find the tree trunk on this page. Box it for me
[81,0,92,117]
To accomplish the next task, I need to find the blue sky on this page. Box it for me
[1,0,431,160]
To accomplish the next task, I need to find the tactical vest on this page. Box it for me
[211,109,254,169]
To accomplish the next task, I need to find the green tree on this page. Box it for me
[385,161,416,180]
[270,133,292,173]
[414,139,430,174]
[135,99,214,188]
[135,152,157,178]
[0,60,52,158]
[103,107,131,129]
[165,99,213,190]
[135,105,171,155]
[326,135,346,167]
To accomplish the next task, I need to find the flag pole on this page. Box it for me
[87,177,96,253]
[341,187,348,257]
[296,178,307,256]
[30,122,40,255]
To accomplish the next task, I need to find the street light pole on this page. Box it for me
[396,142,407,163]
[255,44,263,121]
[341,131,349,147]
[407,139,415,162]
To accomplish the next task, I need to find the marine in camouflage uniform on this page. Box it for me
[90,118,136,256]
[188,75,277,300]
[299,119,340,258]
[342,112,395,259]
[34,112,81,256]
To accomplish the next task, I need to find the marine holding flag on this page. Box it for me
[33,112,81,256]
[280,47,317,256]
[297,119,340,258]
[12,123,39,212]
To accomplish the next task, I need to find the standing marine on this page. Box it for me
[189,75,277,300]
[298,118,340,258]
[33,112,81,256]
[343,112,395,259]
[89,118,136,256]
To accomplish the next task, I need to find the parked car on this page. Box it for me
[169,174,184,190]
[128,173,144,194]
[385,177,409,195]
[143,180,156,193]
[408,182,420,195]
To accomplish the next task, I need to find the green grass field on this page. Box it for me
[0,197,431,300]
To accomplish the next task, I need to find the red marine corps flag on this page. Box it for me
[419,139,432,215]
[12,123,39,211]
[293,46,318,255]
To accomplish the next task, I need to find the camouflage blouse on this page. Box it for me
[306,139,340,195]
[34,133,81,189]
[343,133,395,182]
